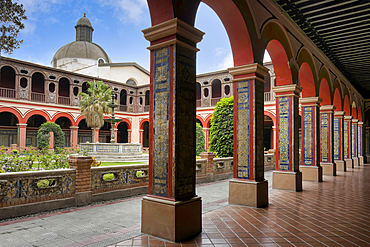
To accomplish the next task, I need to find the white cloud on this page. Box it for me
[213,47,226,57]
[98,0,148,25]
[217,52,233,70]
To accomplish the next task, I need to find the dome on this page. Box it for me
[76,15,92,27]
[52,41,111,63]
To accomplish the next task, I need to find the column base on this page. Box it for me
[321,163,336,176]
[335,160,346,172]
[300,166,323,182]
[141,196,201,242]
[75,191,92,206]
[359,156,364,165]
[272,171,302,192]
[352,157,359,167]
[228,179,268,208]
[345,159,353,168]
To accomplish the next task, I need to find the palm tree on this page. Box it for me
[78,81,112,142]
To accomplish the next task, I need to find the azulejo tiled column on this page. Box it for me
[299,97,323,182]
[271,85,302,191]
[320,105,336,176]
[141,18,204,242]
[344,116,353,168]
[334,111,346,171]
[366,127,370,163]
[358,122,364,165]
[352,119,359,167]
[228,64,269,207]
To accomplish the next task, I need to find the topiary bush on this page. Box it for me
[209,96,234,157]
[37,122,65,150]
[196,122,206,156]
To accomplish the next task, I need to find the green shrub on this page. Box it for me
[196,123,206,156]
[37,122,65,150]
[209,96,234,157]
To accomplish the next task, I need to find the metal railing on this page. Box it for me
[31,92,45,102]
[0,87,15,99]
[264,92,275,102]
[58,96,70,106]
[211,97,221,106]
[119,105,127,112]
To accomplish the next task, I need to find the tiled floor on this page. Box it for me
[114,163,370,246]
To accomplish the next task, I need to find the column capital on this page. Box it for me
[128,129,132,132]
[70,126,79,129]
[272,84,302,98]
[320,105,336,112]
[299,97,322,106]
[229,63,269,82]
[358,121,363,126]
[142,18,204,51]
[344,115,353,121]
[334,111,345,117]
[17,123,27,127]
[352,119,359,123]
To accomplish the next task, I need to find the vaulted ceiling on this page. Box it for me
[276,0,370,98]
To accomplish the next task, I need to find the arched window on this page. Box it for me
[0,66,16,89]
[204,88,209,97]
[211,79,221,98]
[120,89,127,105]
[196,82,201,100]
[82,82,89,93]
[118,122,129,143]
[224,85,230,95]
[32,73,45,93]
[145,90,150,105]
[126,79,137,86]
[59,77,70,97]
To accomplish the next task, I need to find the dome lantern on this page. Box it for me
[75,13,94,42]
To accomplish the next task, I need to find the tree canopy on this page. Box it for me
[0,0,27,54]
[78,80,112,130]
[196,122,206,156]
[209,96,234,157]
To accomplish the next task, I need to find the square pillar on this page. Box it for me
[68,156,93,205]
[320,105,336,176]
[17,123,27,149]
[200,152,215,182]
[141,18,204,242]
[299,97,323,182]
[271,85,302,191]
[358,122,363,165]
[334,111,346,171]
[344,116,353,168]
[366,127,370,163]
[228,63,269,208]
[70,126,79,148]
[352,119,359,167]
[92,128,99,143]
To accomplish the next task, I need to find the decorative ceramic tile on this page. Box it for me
[303,107,313,165]
[278,97,289,171]
[344,122,349,159]
[236,80,250,179]
[352,124,356,158]
[152,46,170,197]
[321,113,329,162]
[358,125,362,156]
[334,118,340,160]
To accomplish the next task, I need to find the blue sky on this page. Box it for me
[5,0,270,74]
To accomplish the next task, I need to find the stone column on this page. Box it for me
[17,123,27,149]
[344,116,353,168]
[200,152,215,182]
[141,18,204,242]
[272,85,302,191]
[299,97,323,182]
[358,122,364,165]
[366,127,370,163]
[128,129,132,143]
[139,129,143,145]
[68,156,93,205]
[334,111,346,171]
[320,105,336,175]
[93,128,99,143]
[272,126,276,149]
[70,126,79,148]
[114,128,118,143]
[352,119,359,167]
[228,63,269,207]
[49,132,54,149]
